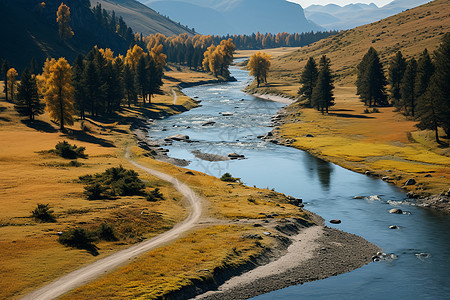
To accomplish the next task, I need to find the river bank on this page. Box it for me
[248,90,450,213]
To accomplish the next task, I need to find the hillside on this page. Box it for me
[90,0,195,36]
[269,0,450,87]
[305,0,430,30]
[0,0,128,72]
[145,0,321,35]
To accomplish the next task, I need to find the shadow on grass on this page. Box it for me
[63,130,115,148]
[328,112,375,119]
[0,106,6,112]
[21,120,58,133]
[0,116,10,122]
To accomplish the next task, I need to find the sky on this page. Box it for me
[288,0,393,8]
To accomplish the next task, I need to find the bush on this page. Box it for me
[31,203,56,222]
[80,166,145,199]
[58,228,97,255]
[53,141,87,159]
[146,188,164,202]
[84,183,107,200]
[97,223,118,241]
[220,173,240,182]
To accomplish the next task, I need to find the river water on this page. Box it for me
[149,67,450,299]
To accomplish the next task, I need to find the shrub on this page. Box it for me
[372,108,380,113]
[58,228,97,255]
[146,188,164,202]
[220,173,240,182]
[53,141,87,159]
[84,183,107,200]
[80,166,145,199]
[31,203,56,222]
[97,223,118,241]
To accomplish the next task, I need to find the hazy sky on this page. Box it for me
[288,0,393,8]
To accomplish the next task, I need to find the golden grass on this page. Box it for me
[62,225,273,300]
[0,66,310,299]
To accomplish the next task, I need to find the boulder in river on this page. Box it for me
[228,153,245,159]
[404,178,417,186]
[389,225,398,229]
[329,219,342,224]
[220,112,234,116]
[164,134,190,141]
[389,208,403,214]
[202,121,216,126]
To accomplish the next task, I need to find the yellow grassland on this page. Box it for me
[0,65,308,299]
[243,0,450,196]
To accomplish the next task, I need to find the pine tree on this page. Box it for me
[72,54,86,119]
[356,47,387,107]
[30,57,39,75]
[1,59,9,101]
[388,51,406,106]
[83,60,100,117]
[400,58,418,117]
[311,55,334,114]
[416,88,441,143]
[123,64,137,107]
[57,3,74,40]
[415,49,434,99]
[44,58,75,131]
[15,69,44,121]
[298,57,318,106]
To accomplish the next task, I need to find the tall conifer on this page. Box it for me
[298,57,319,106]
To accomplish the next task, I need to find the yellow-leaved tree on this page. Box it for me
[57,3,74,40]
[248,52,271,87]
[125,45,145,69]
[44,58,75,131]
[6,68,18,100]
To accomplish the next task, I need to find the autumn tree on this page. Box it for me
[7,68,18,101]
[388,51,406,106]
[400,58,418,117]
[57,3,74,40]
[15,69,44,121]
[356,47,387,107]
[44,58,75,131]
[311,55,334,114]
[298,57,319,106]
[248,52,271,87]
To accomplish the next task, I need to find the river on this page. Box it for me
[148,67,450,299]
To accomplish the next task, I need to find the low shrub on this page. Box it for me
[58,228,98,255]
[53,141,87,159]
[84,183,107,200]
[220,173,240,183]
[97,223,118,241]
[146,188,164,202]
[31,203,57,222]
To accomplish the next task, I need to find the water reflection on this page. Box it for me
[303,155,334,190]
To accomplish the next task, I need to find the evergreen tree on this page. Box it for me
[298,57,318,106]
[400,58,418,117]
[83,60,100,117]
[15,69,44,121]
[123,64,137,107]
[415,49,434,99]
[416,88,441,143]
[73,54,86,119]
[30,57,39,75]
[356,47,387,107]
[2,59,10,101]
[311,55,334,114]
[388,51,406,106]
[136,55,148,105]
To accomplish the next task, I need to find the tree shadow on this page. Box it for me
[0,106,6,112]
[21,120,58,133]
[0,116,10,122]
[63,130,115,148]
[328,112,375,119]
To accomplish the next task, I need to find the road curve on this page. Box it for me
[22,151,202,300]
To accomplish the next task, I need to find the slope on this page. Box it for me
[90,0,195,36]
[0,0,128,72]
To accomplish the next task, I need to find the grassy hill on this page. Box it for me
[267,0,449,88]
[91,0,195,36]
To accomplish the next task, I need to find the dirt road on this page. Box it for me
[21,152,203,300]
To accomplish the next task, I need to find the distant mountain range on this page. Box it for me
[143,0,322,35]
[304,0,431,30]
[89,0,195,36]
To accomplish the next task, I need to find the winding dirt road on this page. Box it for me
[21,151,203,300]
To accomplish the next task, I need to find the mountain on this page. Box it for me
[0,0,128,72]
[144,0,322,35]
[305,0,431,30]
[270,0,449,85]
[89,0,195,36]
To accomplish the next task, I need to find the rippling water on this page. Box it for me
[149,67,450,299]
